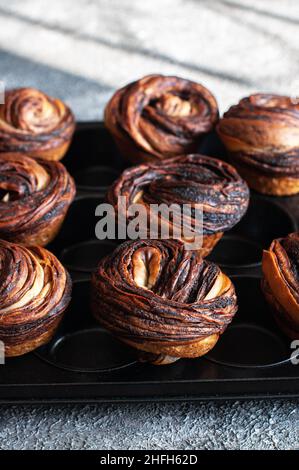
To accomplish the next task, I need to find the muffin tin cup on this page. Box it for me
[206,276,299,369]
[49,195,119,272]
[208,194,297,272]
[60,239,118,273]
[73,165,120,193]
[35,280,138,373]
[62,122,126,195]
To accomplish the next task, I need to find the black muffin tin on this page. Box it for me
[1,122,299,404]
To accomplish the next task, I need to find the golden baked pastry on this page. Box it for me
[107,154,249,257]
[0,239,72,357]
[92,239,238,365]
[105,74,218,163]
[0,88,75,161]
[217,94,299,195]
[262,232,299,339]
[0,153,75,246]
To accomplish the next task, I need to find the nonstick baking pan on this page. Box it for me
[1,122,299,404]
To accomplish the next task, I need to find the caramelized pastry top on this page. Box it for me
[218,94,299,176]
[0,153,75,241]
[0,88,75,154]
[0,239,72,346]
[105,74,218,161]
[107,154,249,235]
[92,239,237,345]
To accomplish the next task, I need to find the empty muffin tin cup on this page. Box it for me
[51,196,103,248]
[50,195,118,272]
[209,235,261,268]
[208,195,297,269]
[74,165,120,192]
[60,239,118,272]
[206,276,298,368]
[35,280,138,373]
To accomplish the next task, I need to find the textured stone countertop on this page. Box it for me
[0,0,299,450]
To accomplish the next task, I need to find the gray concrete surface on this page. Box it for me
[0,401,298,450]
[0,0,299,450]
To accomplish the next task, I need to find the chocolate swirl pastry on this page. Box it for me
[92,239,237,364]
[104,74,218,163]
[262,232,299,339]
[0,239,72,357]
[107,154,249,257]
[217,94,299,195]
[0,153,76,246]
[0,88,75,161]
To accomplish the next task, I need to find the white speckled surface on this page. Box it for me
[0,0,299,450]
